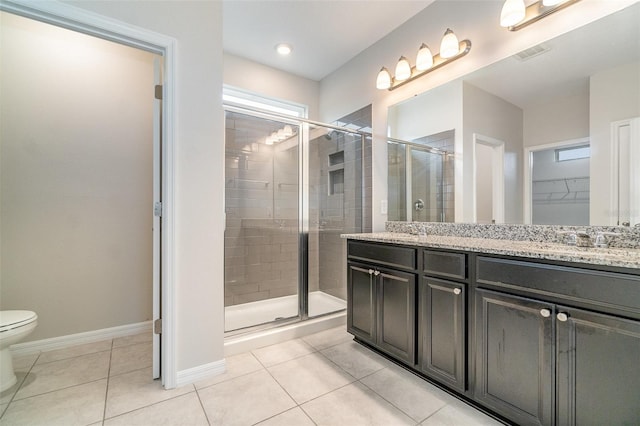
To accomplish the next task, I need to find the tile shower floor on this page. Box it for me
[0,327,503,425]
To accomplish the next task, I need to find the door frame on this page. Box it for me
[1,0,177,388]
[610,117,640,226]
[472,134,505,224]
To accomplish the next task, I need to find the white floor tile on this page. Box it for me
[194,351,263,389]
[37,340,113,364]
[302,381,415,426]
[361,364,454,422]
[112,332,152,348]
[104,392,208,426]
[268,352,355,404]
[198,369,296,426]
[302,326,353,351]
[252,338,315,367]
[421,400,504,426]
[105,367,193,418]
[0,379,106,426]
[320,340,389,379]
[109,341,152,376]
[13,351,110,400]
[256,407,315,426]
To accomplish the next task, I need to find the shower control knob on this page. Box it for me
[453,288,461,295]
[540,309,551,318]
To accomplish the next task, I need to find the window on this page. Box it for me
[222,85,307,118]
[555,145,590,162]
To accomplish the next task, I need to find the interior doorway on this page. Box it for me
[472,134,505,224]
[0,9,164,381]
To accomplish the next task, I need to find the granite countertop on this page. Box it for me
[342,232,640,269]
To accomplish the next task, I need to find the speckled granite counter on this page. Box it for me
[341,232,640,269]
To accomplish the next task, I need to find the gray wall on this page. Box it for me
[1,12,155,341]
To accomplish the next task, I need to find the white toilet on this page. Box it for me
[0,310,38,392]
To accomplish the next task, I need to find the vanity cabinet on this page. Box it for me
[475,256,640,426]
[346,238,640,426]
[474,289,554,426]
[347,241,417,364]
[418,250,467,392]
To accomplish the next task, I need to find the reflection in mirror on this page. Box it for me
[530,139,590,225]
[387,3,639,225]
[388,130,455,222]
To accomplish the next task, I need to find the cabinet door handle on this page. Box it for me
[557,312,569,322]
[373,270,380,276]
[453,288,461,295]
[368,269,374,275]
[540,309,551,318]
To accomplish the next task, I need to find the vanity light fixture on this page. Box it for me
[500,0,581,31]
[376,28,471,91]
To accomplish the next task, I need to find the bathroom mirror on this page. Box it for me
[388,4,640,226]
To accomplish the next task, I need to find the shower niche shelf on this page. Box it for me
[328,150,345,195]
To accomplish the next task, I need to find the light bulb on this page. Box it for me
[265,136,274,145]
[275,43,292,55]
[283,125,293,137]
[394,56,412,81]
[376,67,392,90]
[277,129,286,140]
[500,0,526,27]
[440,29,460,59]
[415,43,434,71]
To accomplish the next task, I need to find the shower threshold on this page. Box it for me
[224,290,346,333]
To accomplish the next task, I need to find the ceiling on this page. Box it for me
[464,3,640,109]
[222,0,434,81]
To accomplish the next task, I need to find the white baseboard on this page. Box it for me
[10,321,152,357]
[176,359,226,387]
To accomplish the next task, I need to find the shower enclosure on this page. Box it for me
[388,130,455,222]
[224,107,368,333]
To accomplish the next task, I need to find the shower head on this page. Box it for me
[324,130,335,140]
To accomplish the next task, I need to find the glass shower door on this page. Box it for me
[307,125,363,318]
[224,110,300,332]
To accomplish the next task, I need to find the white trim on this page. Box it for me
[224,312,346,357]
[176,360,226,388]
[10,322,152,357]
[472,134,505,224]
[1,0,177,389]
[523,137,589,224]
[610,118,640,226]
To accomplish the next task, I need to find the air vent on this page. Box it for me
[514,44,551,61]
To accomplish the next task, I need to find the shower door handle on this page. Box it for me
[414,199,425,211]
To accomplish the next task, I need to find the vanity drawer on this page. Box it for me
[422,250,467,280]
[476,256,640,318]
[348,240,417,270]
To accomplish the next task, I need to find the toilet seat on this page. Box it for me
[0,311,38,333]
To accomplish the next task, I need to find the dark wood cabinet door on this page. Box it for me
[419,277,466,392]
[347,262,376,344]
[377,267,416,364]
[556,306,640,426]
[475,289,554,426]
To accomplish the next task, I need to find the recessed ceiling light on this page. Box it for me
[276,43,292,56]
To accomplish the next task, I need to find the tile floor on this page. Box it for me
[0,326,503,426]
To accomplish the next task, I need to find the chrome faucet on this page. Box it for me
[593,231,619,248]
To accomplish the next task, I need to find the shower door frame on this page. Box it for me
[387,137,448,222]
[223,104,368,331]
